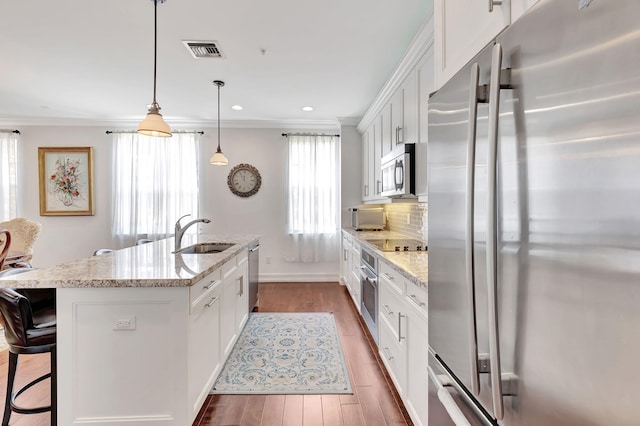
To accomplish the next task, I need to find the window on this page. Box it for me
[285,134,338,262]
[0,131,18,221]
[112,132,200,245]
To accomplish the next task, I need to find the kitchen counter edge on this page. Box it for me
[0,234,260,289]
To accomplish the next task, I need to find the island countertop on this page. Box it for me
[0,234,260,289]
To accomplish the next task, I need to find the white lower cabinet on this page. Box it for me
[378,257,428,426]
[404,291,428,426]
[341,235,352,286]
[348,239,362,312]
[235,253,249,331]
[188,269,222,420]
[379,280,407,396]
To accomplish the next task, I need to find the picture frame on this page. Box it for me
[38,147,94,216]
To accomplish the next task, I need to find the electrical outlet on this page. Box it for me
[113,316,136,330]
[266,256,271,264]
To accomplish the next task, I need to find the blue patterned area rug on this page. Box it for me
[211,312,352,394]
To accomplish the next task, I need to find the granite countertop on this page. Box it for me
[342,228,428,289]
[0,234,260,289]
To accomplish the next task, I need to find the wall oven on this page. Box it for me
[360,247,379,344]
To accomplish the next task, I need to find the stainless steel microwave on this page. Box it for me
[348,207,385,230]
[381,143,416,198]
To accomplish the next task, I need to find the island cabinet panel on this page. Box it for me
[235,254,249,331]
[221,255,240,358]
[57,287,191,425]
[188,273,222,422]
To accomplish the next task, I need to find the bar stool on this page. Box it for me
[0,269,56,426]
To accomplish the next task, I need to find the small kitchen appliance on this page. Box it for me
[349,207,385,231]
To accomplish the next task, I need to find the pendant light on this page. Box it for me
[137,0,172,137]
[210,80,229,166]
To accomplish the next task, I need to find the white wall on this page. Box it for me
[16,126,114,267]
[14,125,360,282]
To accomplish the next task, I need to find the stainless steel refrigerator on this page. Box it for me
[427,1,640,425]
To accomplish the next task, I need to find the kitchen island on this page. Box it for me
[0,234,260,426]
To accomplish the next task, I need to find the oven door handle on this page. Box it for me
[359,269,378,286]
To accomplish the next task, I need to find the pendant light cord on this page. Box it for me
[152,0,158,105]
[217,82,221,151]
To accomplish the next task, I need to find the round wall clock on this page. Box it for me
[227,163,262,197]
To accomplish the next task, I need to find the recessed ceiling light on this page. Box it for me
[231,105,243,111]
[302,106,314,112]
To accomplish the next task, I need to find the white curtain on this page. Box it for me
[112,132,200,246]
[285,134,338,262]
[0,132,18,221]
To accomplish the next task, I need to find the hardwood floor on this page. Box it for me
[0,282,409,425]
[0,350,52,425]
[194,282,410,426]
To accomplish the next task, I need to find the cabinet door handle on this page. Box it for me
[396,126,403,144]
[383,272,394,281]
[376,180,381,195]
[409,294,426,307]
[488,0,502,12]
[204,279,221,290]
[382,347,394,361]
[398,313,406,342]
[344,249,348,261]
[205,295,219,308]
[364,184,369,197]
[237,276,244,296]
[383,304,393,315]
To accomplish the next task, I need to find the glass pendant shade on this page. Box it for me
[138,0,172,138]
[138,103,172,137]
[210,148,229,166]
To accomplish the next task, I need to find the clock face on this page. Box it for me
[227,164,262,197]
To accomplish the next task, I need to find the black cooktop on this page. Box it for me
[367,238,427,252]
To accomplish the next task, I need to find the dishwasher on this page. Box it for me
[248,242,259,311]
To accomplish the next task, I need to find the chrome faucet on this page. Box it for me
[174,214,211,252]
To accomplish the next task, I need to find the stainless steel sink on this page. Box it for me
[176,242,235,254]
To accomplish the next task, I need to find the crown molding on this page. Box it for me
[357,13,434,133]
[0,116,342,131]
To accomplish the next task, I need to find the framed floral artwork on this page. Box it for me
[38,147,94,216]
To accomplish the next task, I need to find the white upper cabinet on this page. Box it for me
[380,103,393,157]
[417,45,434,144]
[390,88,404,147]
[361,122,385,202]
[361,128,371,200]
[401,70,418,145]
[434,0,510,89]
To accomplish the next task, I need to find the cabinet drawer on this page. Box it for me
[190,279,222,313]
[379,279,406,341]
[405,279,427,320]
[379,318,407,396]
[379,261,405,296]
[190,269,222,309]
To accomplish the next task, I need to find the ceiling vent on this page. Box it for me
[182,41,223,59]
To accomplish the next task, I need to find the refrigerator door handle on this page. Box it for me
[486,42,512,420]
[465,62,482,396]
[428,365,473,426]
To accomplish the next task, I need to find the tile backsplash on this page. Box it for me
[384,203,428,242]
